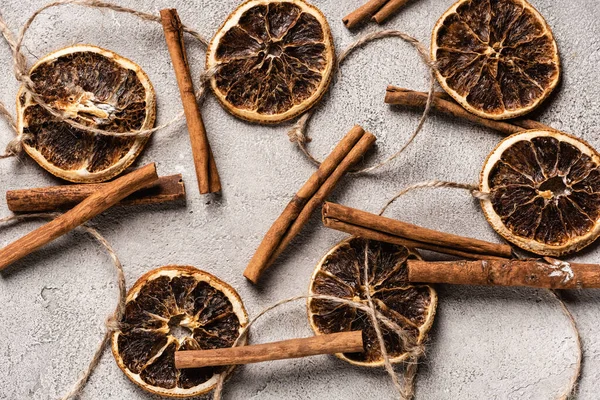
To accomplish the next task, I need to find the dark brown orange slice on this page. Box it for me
[17,45,156,183]
[307,237,437,367]
[431,0,560,120]
[111,266,248,397]
[206,0,335,124]
[481,130,600,256]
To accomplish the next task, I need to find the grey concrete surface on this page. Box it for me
[0,0,598,399]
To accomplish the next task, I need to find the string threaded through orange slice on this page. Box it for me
[17,45,156,183]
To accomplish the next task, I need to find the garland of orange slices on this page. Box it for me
[0,0,593,398]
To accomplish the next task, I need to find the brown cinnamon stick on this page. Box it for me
[384,86,553,135]
[244,126,376,284]
[6,174,185,212]
[343,0,389,29]
[161,9,221,194]
[175,331,363,369]
[322,202,512,259]
[0,163,158,271]
[372,0,411,24]
[407,259,600,289]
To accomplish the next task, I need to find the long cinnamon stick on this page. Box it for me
[244,126,376,284]
[324,217,505,260]
[161,9,221,194]
[407,259,600,289]
[175,331,363,369]
[343,0,389,29]
[323,202,512,259]
[372,0,411,24]
[6,174,185,212]
[0,163,158,271]
[384,86,553,135]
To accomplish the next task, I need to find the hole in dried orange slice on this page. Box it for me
[206,0,335,124]
[17,45,156,183]
[431,0,560,120]
[480,130,600,256]
[111,266,248,397]
[307,237,437,367]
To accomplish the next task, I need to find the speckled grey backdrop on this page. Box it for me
[0,0,598,399]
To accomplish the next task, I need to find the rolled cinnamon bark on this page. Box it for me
[343,0,389,29]
[372,0,411,23]
[244,126,376,284]
[161,9,221,194]
[407,259,600,289]
[0,163,159,271]
[322,202,513,259]
[384,86,554,135]
[6,174,185,212]
[175,331,363,369]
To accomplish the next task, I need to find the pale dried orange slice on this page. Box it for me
[111,266,248,397]
[431,0,560,120]
[206,0,335,124]
[17,45,156,183]
[307,237,437,367]
[481,130,600,256]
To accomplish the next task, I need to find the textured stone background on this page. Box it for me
[0,0,598,399]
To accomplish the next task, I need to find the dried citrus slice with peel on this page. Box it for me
[307,237,437,367]
[206,0,335,124]
[17,45,156,183]
[431,0,560,120]
[481,130,600,256]
[111,266,248,397]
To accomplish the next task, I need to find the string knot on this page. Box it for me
[470,189,490,200]
[0,135,23,158]
[105,315,125,332]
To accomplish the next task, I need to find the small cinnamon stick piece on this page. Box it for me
[0,163,158,271]
[384,86,553,135]
[175,331,363,369]
[161,9,221,194]
[372,0,411,24]
[244,126,376,284]
[343,0,389,29]
[322,202,512,259]
[6,174,185,212]
[407,259,600,289]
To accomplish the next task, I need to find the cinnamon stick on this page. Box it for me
[407,259,600,289]
[175,331,363,369]
[384,86,554,135]
[322,202,512,259]
[6,174,185,212]
[161,9,221,194]
[0,163,158,271]
[343,0,389,29]
[244,126,376,284]
[372,0,411,24]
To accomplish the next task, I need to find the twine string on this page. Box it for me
[0,0,214,159]
[288,29,437,175]
[0,213,126,400]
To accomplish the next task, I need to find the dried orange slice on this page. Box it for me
[431,0,560,120]
[206,0,335,124]
[111,266,248,397]
[17,45,156,183]
[481,130,600,256]
[307,237,437,367]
